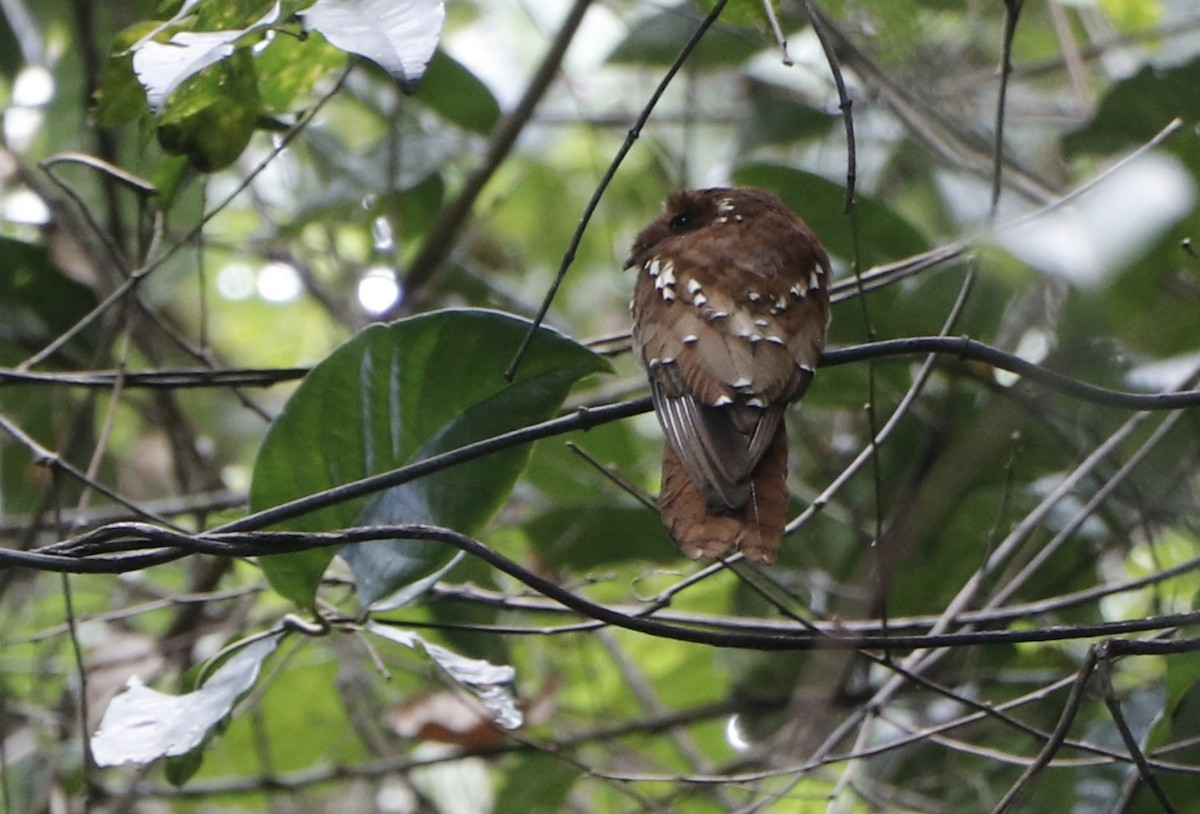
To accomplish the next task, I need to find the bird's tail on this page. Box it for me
[658,423,789,563]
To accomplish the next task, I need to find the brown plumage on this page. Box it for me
[626,187,831,563]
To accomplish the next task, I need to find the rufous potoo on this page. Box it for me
[627,187,831,563]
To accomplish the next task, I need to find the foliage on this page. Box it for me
[2,0,1200,812]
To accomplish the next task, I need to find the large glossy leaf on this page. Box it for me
[733,163,930,268]
[250,309,610,607]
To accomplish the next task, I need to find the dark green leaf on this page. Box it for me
[1064,56,1200,156]
[157,48,261,171]
[93,53,151,128]
[738,81,837,152]
[193,0,282,29]
[92,19,162,127]
[0,235,99,363]
[0,11,20,76]
[607,3,762,68]
[250,309,610,607]
[412,49,501,135]
[733,163,930,267]
[163,747,205,787]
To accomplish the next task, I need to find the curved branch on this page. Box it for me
[11,524,1200,654]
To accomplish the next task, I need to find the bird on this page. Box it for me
[626,187,831,564]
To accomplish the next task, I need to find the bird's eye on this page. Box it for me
[668,211,695,230]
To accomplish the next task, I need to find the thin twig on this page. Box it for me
[991,0,1025,215]
[798,0,855,208]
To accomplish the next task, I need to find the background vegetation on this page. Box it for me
[2,0,1200,811]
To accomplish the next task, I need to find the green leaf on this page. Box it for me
[0,235,100,363]
[93,48,152,128]
[131,2,280,113]
[696,0,780,28]
[733,163,930,267]
[738,81,837,153]
[254,23,346,114]
[0,9,20,76]
[92,14,184,129]
[250,309,610,607]
[193,0,284,30]
[607,3,762,68]
[1064,55,1200,156]
[412,49,501,135]
[91,633,283,768]
[157,48,261,171]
